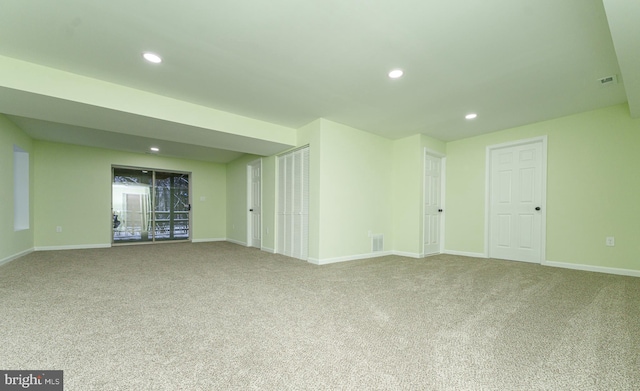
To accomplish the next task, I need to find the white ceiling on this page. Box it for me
[0,0,637,163]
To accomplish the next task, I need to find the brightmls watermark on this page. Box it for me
[0,371,63,390]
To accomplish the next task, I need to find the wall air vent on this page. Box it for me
[372,234,384,252]
[598,75,618,87]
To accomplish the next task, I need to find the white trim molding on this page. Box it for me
[261,247,276,254]
[443,250,488,258]
[226,238,248,247]
[308,251,393,265]
[543,260,640,278]
[393,251,423,259]
[34,244,112,251]
[0,248,34,267]
[192,238,227,243]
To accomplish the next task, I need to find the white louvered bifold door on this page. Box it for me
[277,147,309,261]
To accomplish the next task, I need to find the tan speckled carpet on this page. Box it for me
[1,242,639,390]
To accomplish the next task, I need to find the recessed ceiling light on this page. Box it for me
[143,52,162,64]
[388,69,404,79]
[150,147,160,152]
[465,113,478,120]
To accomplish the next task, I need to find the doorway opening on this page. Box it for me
[112,167,191,244]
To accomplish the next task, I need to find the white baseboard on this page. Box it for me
[443,250,487,258]
[226,238,248,247]
[192,238,227,243]
[309,251,393,265]
[0,248,34,267]
[9,243,638,279]
[392,251,423,259]
[34,244,111,251]
[543,260,640,278]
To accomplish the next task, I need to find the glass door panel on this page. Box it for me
[154,171,190,241]
[112,168,153,243]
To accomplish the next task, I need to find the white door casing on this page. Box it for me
[247,160,262,248]
[487,137,546,263]
[423,152,444,255]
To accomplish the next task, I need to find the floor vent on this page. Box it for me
[372,234,384,252]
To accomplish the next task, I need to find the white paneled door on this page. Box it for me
[423,152,443,255]
[277,147,309,261]
[488,139,545,263]
[248,160,261,249]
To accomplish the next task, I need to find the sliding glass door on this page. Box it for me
[153,171,190,241]
[112,167,190,244]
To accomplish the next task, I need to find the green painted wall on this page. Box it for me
[6,102,639,274]
[225,118,395,263]
[0,115,34,262]
[391,134,446,256]
[297,119,322,260]
[315,119,393,261]
[223,119,321,256]
[445,103,640,270]
[392,135,423,255]
[260,155,277,252]
[33,141,226,248]
[421,134,447,156]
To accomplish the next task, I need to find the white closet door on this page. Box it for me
[488,140,544,263]
[300,147,309,259]
[423,153,442,255]
[293,148,309,260]
[248,160,262,248]
[277,155,287,256]
[277,147,309,261]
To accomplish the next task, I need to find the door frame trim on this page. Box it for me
[484,136,547,263]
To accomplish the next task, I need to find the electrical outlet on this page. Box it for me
[606,237,615,247]
[56,226,62,233]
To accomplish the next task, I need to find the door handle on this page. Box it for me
[438,209,443,212]
[535,207,541,211]
[249,209,254,212]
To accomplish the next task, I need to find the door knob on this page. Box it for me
[249,209,254,212]
[438,209,443,212]
[535,207,541,211]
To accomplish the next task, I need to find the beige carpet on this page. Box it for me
[1,242,638,390]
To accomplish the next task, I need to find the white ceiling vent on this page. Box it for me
[598,75,618,87]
